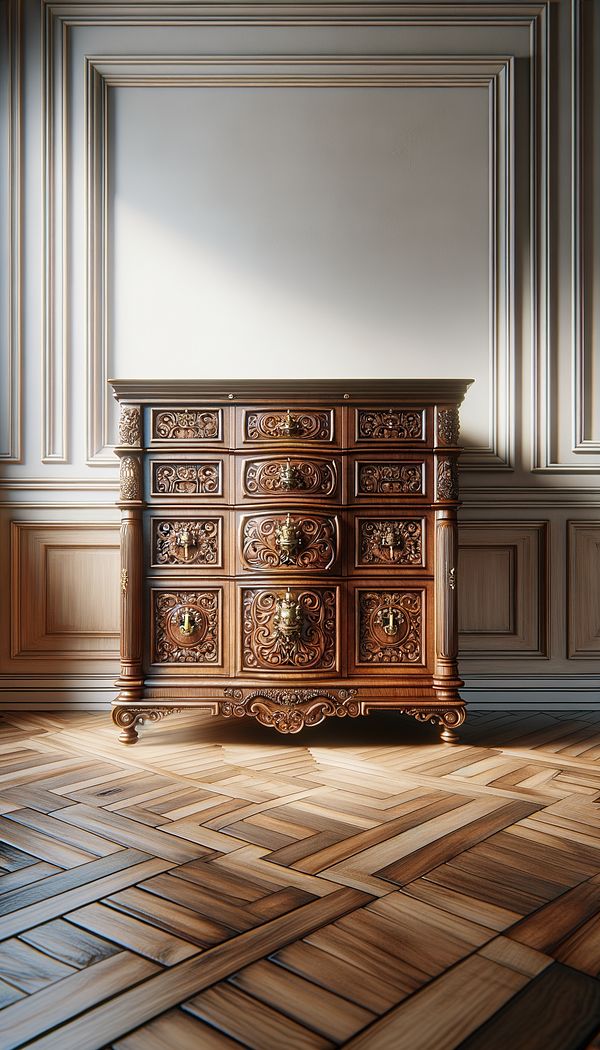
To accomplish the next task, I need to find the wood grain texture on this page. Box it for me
[0,709,599,1048]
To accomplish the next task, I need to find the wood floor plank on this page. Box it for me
[183,983,332,1049]
[68,902,201,965]
[0,937,76,992]
[20,917,120,968]
[113,1008,243,1049]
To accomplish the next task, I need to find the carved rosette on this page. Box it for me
[119,456,142,501]
[241,514,337,570]
[152,462,222,496]
[245,410,331,441]
[358,591,423,664]
[154,590,220,664]
[241,588,337,671]
[118,406,142,447]
[436,458,459,501]
[153,519,221,567]
[357,409,423,440]
[244,458,336,497]
[152,409,221,440]
[358,519,423,566]
[357,462,423,496]
[437,407,460,446]
[222,687,359,734]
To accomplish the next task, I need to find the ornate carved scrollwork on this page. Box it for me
[436,458,459,501]
[153,409,221,440]
[153,519,221,566]
[222,687,360,734]
[112,705,184,744]
[241,513,337,570]
[119,456,142,501]
[358,519,423,566]
[244,458,336,497]
[245,410,331,441]
[358,590,423,664]
[118,407,142,447]
[154,590,220,664]
[437,407,460,446]
[242,588,337,671]
[356,462,423,496]
[152,462,222,496]
[399,705,465,743]
[357,409,423,440]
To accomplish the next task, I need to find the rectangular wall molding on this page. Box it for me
[568,521,600,657]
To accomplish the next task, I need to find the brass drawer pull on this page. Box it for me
[274,590,303,642]
[376,606,405,637]
[275,513,302,561]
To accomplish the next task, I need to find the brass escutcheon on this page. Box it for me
[274,589,302,640]
[280,459,301,490]
[275,513,302,561]
[277,409,301,436]
[175,527,196,561]
[376,606,403,636]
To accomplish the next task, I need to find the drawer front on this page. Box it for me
[240,586,339,673]
[152,587,224,667]
[352,585,428,672]
[354,515,427,571]
[240,511,339,572]
[239,456,339,501]
[150,516,224,570]
[150,407,224,444]
[241,408,336,444]
[354,407,426,444]
[352,457,427,500]
[150,458,225,499]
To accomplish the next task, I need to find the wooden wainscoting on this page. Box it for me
[458,523,548,657]
[568,521,600,658]
[10,523,119,663]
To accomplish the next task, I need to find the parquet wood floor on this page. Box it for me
[1,710,600,1049]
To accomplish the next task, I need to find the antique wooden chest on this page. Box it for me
[110,380,472,743]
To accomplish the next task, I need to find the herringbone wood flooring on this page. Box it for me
[1,710,600,1049]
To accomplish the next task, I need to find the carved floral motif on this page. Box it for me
[437,407,460,446]
[358,590,422,664]
[357,462,423,496]
[242,588,337,671]
[241,514,337,570]
[245,410,331,441]
[244,458,336,497]
[436,458,459,500]
[119,456,142,501]
[357,409,423,440]
[152,462,222,496]
[222,687,359,733]
[118,407,142,447]
[358,519,423,566]
[153,409,221,440]
[154,590,220,663]
[153,519,221,566]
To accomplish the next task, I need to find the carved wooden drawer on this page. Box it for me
[149,457,227,501]
[238,456,340,502]
[353,514,428,572]
[240,586,339,673]
[351,455,429,501]
[150,407,225,445]
[151,587,225,670]
[351,585,429,673]
[239,408,337,445]
[353,407,427,444]
[149,515,225,572]
[239,511,339,572]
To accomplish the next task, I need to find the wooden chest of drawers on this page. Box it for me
[110,380,472,744]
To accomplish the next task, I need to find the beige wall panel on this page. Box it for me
[568,522,600,657]
[10,523,119,660]
[458,524,548,656]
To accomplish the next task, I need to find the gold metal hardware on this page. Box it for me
[120,569,128,594]
[275,513,302,562]
[376,606,402,636]
[448,567,456,590]
[274,589,302,641]
[382,525,400,561]
[277,409,301,436]
[178,608,198,637]
[175,527,196,561]
[280,459,300,490]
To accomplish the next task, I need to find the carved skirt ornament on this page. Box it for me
[241,513,337,570]
[357,462,423,495]
[245,409,331,441]
[153,519,220,566]
[359,519,423,566]
[154,590,220,663]
[357,408,423,440]
[359,590,423,664]
[242,588,337,670]
[244,458,336,496]
[152,462,222,496]
[222,687,360,733]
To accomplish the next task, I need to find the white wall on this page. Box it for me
[1,0,599,709]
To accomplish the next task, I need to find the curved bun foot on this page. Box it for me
[440,725,460,745]
[118,724,139,745]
